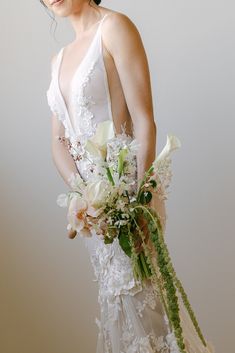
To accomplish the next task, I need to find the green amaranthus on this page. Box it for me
[113,156,208,353]
[119,193,208,353]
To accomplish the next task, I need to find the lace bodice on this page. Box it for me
[46,13,115,179]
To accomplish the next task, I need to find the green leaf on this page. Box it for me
[118,148,128,178]
[149,179,157,188]
[139,190,152,204]
[104,236,114,244]
[148,220,157,232]
[106,167,115,185]
[139,252,152,278]
[118,229,132,257]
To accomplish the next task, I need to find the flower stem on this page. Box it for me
[106,167,115,186]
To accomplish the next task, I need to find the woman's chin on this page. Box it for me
[51,0,72,17]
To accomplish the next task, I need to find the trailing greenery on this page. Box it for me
[133,202,208,351]
[150,206,208,347]
[58,122,209,353]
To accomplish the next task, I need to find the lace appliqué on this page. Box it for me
[71,60,97,144]
[91,236,143,353]
[149,330,180,353]
[135,285,157,318]
[89,237,143,299]
[119,309,179,353]
[89,237,181,353]
[121,332,154,353]
[95,315,180,353]
[47,59,98,158]
[60,61,101,177]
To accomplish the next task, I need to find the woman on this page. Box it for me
[43,0,215,352]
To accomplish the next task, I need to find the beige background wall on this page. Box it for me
[0,0,234,352]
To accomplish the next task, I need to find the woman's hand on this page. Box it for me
[51,115,79,189]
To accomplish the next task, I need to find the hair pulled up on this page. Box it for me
[39,0,102,7]
[93,0,102,4]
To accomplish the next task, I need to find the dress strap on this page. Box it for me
[99,13,110,29]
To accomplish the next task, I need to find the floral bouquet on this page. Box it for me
[56,121,209,353]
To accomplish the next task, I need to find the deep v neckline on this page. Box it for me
[56,14,108,135]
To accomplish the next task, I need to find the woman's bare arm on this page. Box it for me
[49,55,78,189]
[102,13,167,232]
[51,114,79,189]
[102,13,156,183]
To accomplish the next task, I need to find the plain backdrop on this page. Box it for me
[0,0,234,352]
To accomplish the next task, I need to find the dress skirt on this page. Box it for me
[83,232,215,353]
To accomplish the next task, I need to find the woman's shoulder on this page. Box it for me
[100,8,138,30]
[100,9,142,53]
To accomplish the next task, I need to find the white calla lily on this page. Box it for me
[149,134,181,200]
[154,134,181,167]
[85,120,115,160]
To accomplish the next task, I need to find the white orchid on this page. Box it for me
[67,171,84,191]
[66,194,92,237]
[56,193,69,208]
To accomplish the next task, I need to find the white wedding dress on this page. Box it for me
[46,13,215,353]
